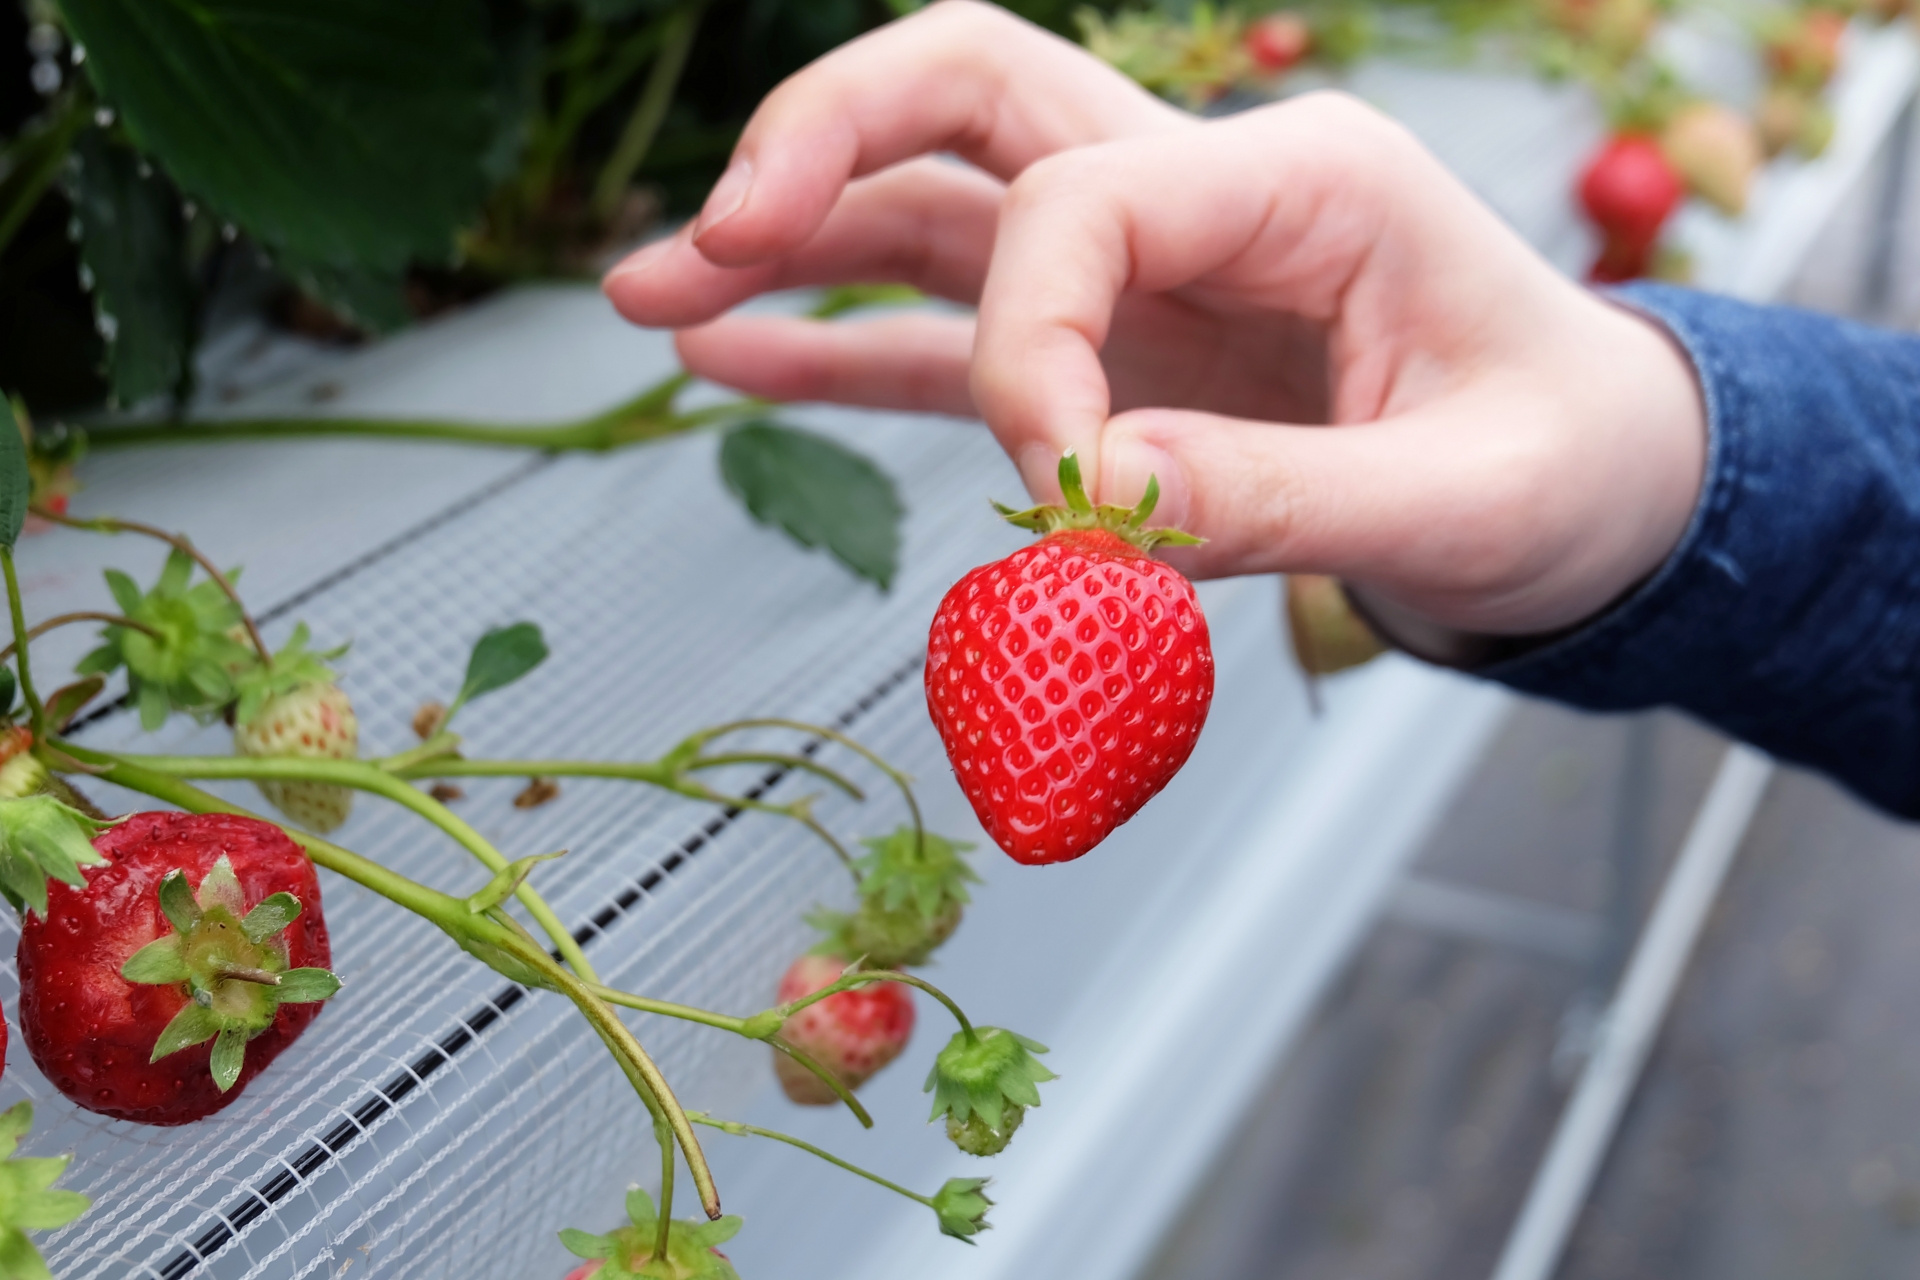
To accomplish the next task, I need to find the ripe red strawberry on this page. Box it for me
[925,451,1213,865]
[18,812,339,1125]
[771,954,914,1105]
[1244,13,1312,72]
[1579,135,1684,283]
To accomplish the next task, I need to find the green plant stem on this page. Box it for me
[689,1113,935,1209]
[32,508,272,665]
[703,718,927,853]
[52,743,723,1218]
[654,1115,676,1262]
[0,610,162,662]
[395,754,861,873]
[592,0,705,221]
[79,378,756,455]
[781,968,977,1041]
[1,548,45,737]
[100,752,597,983]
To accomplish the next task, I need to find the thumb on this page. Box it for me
[1093,398,1589,634]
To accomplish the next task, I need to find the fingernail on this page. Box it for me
[1018,442,1078,503]
[693,159,754,241]
[1108,436,1189,529]
[601,238,673,288]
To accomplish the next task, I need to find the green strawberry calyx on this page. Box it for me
[231,622,348,728]
[992,449,1204,553]
[0,1101,91,1280]
[121,855,342,1092]
[930,1176,994,1242]
[808,826,978,968]
[0,795,110,919]
[559,1188,743,1280]
[924,1026,1056,1157]
[75,549,255,731]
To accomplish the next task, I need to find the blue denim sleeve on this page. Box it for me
[1480,282,1920,818]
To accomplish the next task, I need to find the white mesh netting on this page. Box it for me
[5,408,1024,1280]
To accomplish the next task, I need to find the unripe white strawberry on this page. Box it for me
[233,681,358,833]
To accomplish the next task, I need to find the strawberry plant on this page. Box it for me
[0,397,1077,1271]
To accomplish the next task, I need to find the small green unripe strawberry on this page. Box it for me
[948,1105,1025,1156]
[925,1026,1054,1158]
[809,826,978,968]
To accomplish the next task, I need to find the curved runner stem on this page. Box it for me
[688,1113,932,1208]
[32,508,272,665]
[0,610,162,662]
[781,968,977,1042]
[701,718,926,854]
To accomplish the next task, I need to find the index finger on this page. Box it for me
[686,0,1187,268]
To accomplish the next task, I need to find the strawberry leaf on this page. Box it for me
[0,399,26,550]
[150,1003,221,1061]
[120,936,190,985]
[239,892,301,943]
[157,869,200,934]
[56,0,495,279]
[0,796,110,919]
[718,421,903,590]
[66,127,193,407]
[448,622,547,723]
[0,1107,86,1280]
[275,968,343,1004]
[209,1028,247,1092]
[558,1228,613,1260]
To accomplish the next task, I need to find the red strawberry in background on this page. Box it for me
[772,954,914,1105]
[1244,13,1312,72]
[926,451,1214,865]
[1578,134,1685,283]
[18,812,340,1125]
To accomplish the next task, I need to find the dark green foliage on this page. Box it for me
[720,421,904,588]
[67,129,193,405]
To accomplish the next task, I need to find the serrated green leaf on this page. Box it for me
[718,422,903,589]
[274,967,342,1004]
[0,401,27,551]
[58,0,496,277]
[560,1228,614,1260]
[453,622,548,715]
[67,128,192,406]
[209,1028,246,1092]
[120,936,189,985]
[239,892,301,943]
[150,1002,220,1061]
[281,259,412,335]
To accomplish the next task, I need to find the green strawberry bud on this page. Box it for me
[924,1026,1055,1157]
[810,826,977,968]
[76,550,257,730]
[930,1176,994,1241]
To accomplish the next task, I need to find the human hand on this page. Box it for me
[603,0,1706,639]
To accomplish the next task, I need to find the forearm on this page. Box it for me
[1480,283,1920,818]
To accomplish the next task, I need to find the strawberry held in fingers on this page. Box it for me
[18,812,339,1125]
[926,451,1213,865]
[771,954,914,1105]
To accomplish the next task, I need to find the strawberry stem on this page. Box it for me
[654,1114,677,1263]
[31,509,273,665]
[696,718,927,859]
[0,548,46,738]
[778,967,977,1043]
[688,1113,937,1209]
[0,611,164,662]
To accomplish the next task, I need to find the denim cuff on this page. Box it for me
[1480,283,1920,817]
